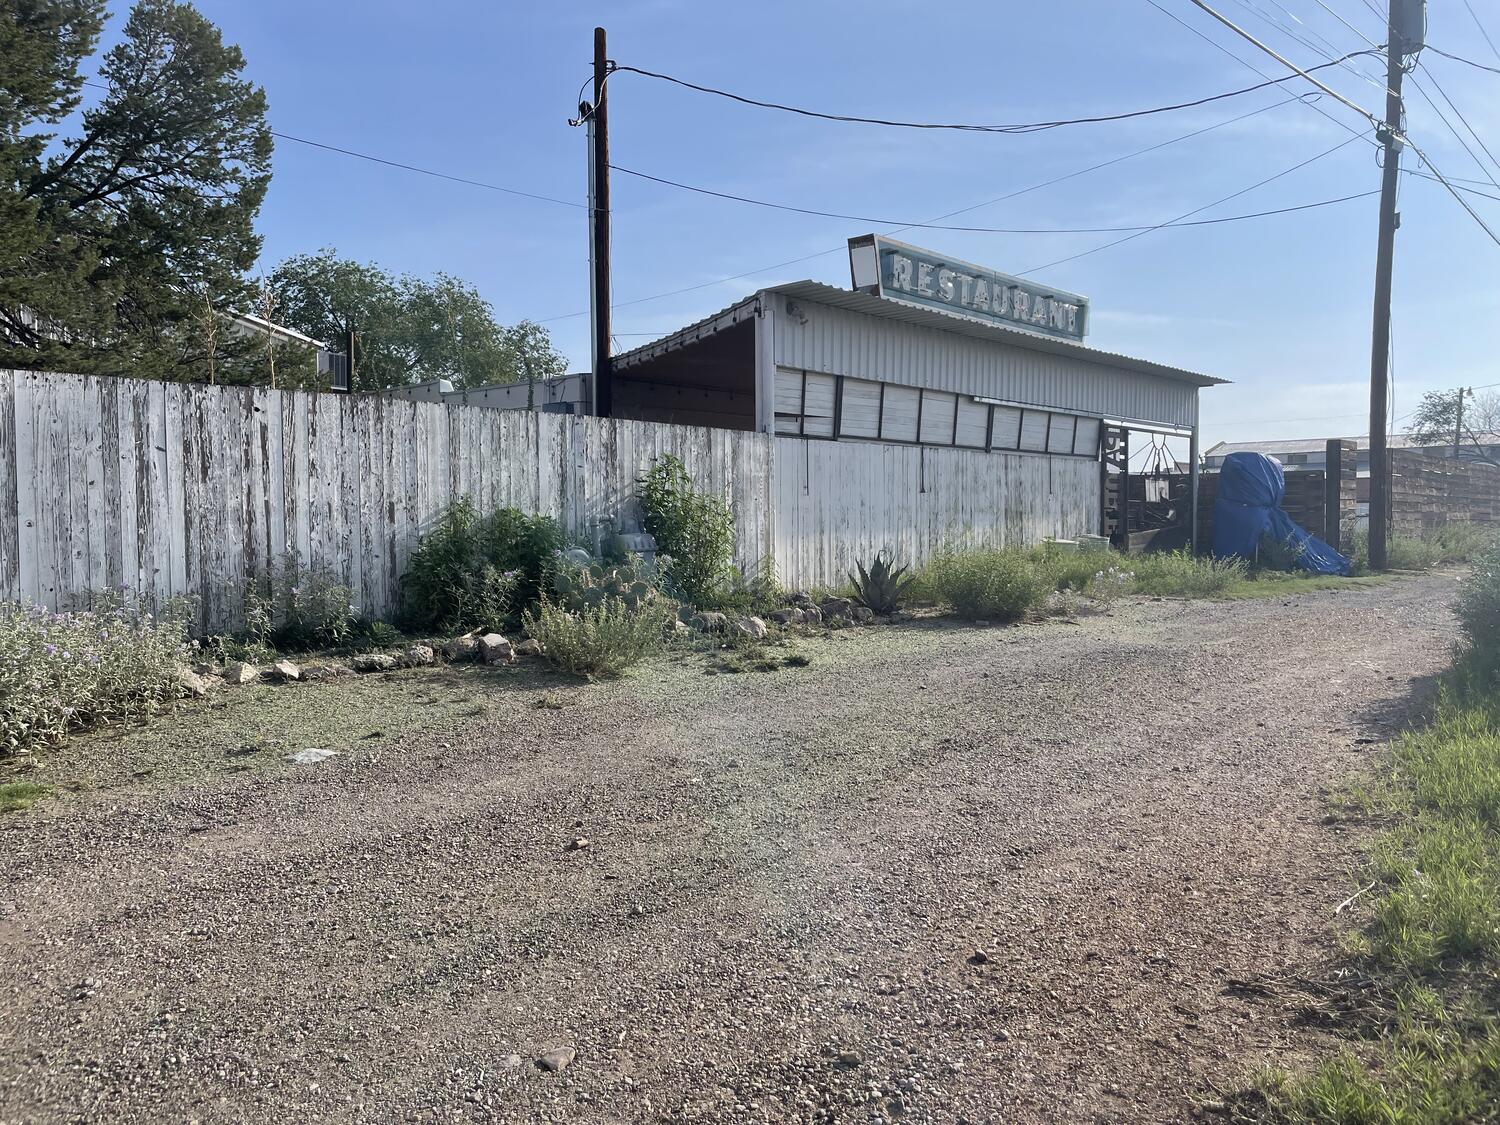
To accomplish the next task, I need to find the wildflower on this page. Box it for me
[44,644,57,656]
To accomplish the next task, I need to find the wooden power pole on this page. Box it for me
[1367,0,1421,570]
[588,27,613,418]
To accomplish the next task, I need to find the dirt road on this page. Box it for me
[0,574,1461,1124]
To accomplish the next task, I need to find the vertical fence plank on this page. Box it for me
[0,373,18,603]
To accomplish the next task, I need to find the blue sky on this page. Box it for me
[101,1,1500,449]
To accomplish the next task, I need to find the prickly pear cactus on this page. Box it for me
[552,555,658,612]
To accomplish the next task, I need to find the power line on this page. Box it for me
[1143,0,1381,145]
[1173,1,1500,249]
[1403,168,1500,203]
[608,51,1379,134]
[1020,134,1364,274]
[612,163,1377,233]
[540,90,1330,323]
[1426,45,1500,76]
[1411,63,1500,184]
[77,79,588,211]
[1182,0,1384,129]
[1461,0,1500,64]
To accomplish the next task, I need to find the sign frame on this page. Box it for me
[848,234,1090,343]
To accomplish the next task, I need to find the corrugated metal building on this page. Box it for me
[613,280,1214,437]
[609,278,1222,542]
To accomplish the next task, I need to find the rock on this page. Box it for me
[351,653,398,673]
[692,611,729,633]
[566,837,591,851]
[222,661,259,686]
[672,619,691,634]
[561,547,593,568]
[968,949,990,965]
[191,661,218,676]
[515,638,543,657]
[537,1046,576,1073]
[403,644,435,667]
[502,1053,523,1069]
[270,659,302,682]
[299,663,349,682]
[735,616,767,640]
[819,596,854,619]
[443,635,479,662]
[768,608,802,626]
[789,590,816,606]
[800,605,823,625]
[477,634,514,663]
[175,666,210,698]
[851,605,875,624]
[287,747,337,765]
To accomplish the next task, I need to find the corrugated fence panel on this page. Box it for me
[771,438,1098,589]
[2,370,1100,628]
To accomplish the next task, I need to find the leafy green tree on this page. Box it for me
[268,249,568,391]
[0,0,271,379]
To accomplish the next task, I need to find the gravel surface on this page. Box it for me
[0,573,1461,1124]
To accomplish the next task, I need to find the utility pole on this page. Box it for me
[1367,0,1421,571]
[1454,386,1469,456]
[588,27,613,418]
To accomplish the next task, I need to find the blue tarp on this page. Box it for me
[1212,451,1353,576]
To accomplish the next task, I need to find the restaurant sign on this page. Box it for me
[847,234,1089,342]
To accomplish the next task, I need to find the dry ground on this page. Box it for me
[0,573,1462,1124]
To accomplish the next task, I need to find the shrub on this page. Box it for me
[849,552,914,615]
[244,555,358,651]
[1456,541,1500,657]
[1431,523,1494,564]
[399,497,561,632]
[522,597,672,678]
[1129,549,1245,597]
[921,548,1051,622]
[0,596,189,755]
[638,456,736,608]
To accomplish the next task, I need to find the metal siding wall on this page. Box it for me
[773,298,1199,429]
[772,438,1099,588]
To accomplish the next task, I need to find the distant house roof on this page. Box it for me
[225,310,328,350]
[615,280,1226,389]
[1204,433,1500,458]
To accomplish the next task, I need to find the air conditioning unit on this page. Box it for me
[318,350,351,393]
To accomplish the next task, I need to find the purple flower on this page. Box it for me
[44,644,57,656]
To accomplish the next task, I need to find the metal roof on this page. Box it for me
[613,280,1226,388]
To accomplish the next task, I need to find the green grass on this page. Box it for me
[0,780,52,814]
[1248,645,1500,1122]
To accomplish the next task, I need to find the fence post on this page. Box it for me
[1325,439,1343,551]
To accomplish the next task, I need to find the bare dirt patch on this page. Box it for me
[0,574,1461,1123]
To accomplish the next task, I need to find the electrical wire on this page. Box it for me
[606,51,1380,134]
[268,131,589,209]
[1411,63,1500,184]
[1462,0,1500,64]
[1427,45,1500,76]
[1171,1,1500,249]
[1019,134,1364,275]
[1143,0,1381,146]
[78,79,588,210]
[540,90,1332,323]
[1403,169,1500,203]
[611,163,1378,233]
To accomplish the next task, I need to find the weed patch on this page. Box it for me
[0,780,51,814]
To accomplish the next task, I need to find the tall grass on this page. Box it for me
[1127,549,1246,597]
[920,547,1052,621]
[521,598,673,678]
[1253,548,1500,1119]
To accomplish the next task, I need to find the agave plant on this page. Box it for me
[849,552,914,616]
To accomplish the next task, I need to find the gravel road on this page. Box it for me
[0,574,1461,1124]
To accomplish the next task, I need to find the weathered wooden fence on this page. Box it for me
[0,370,1098,631]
